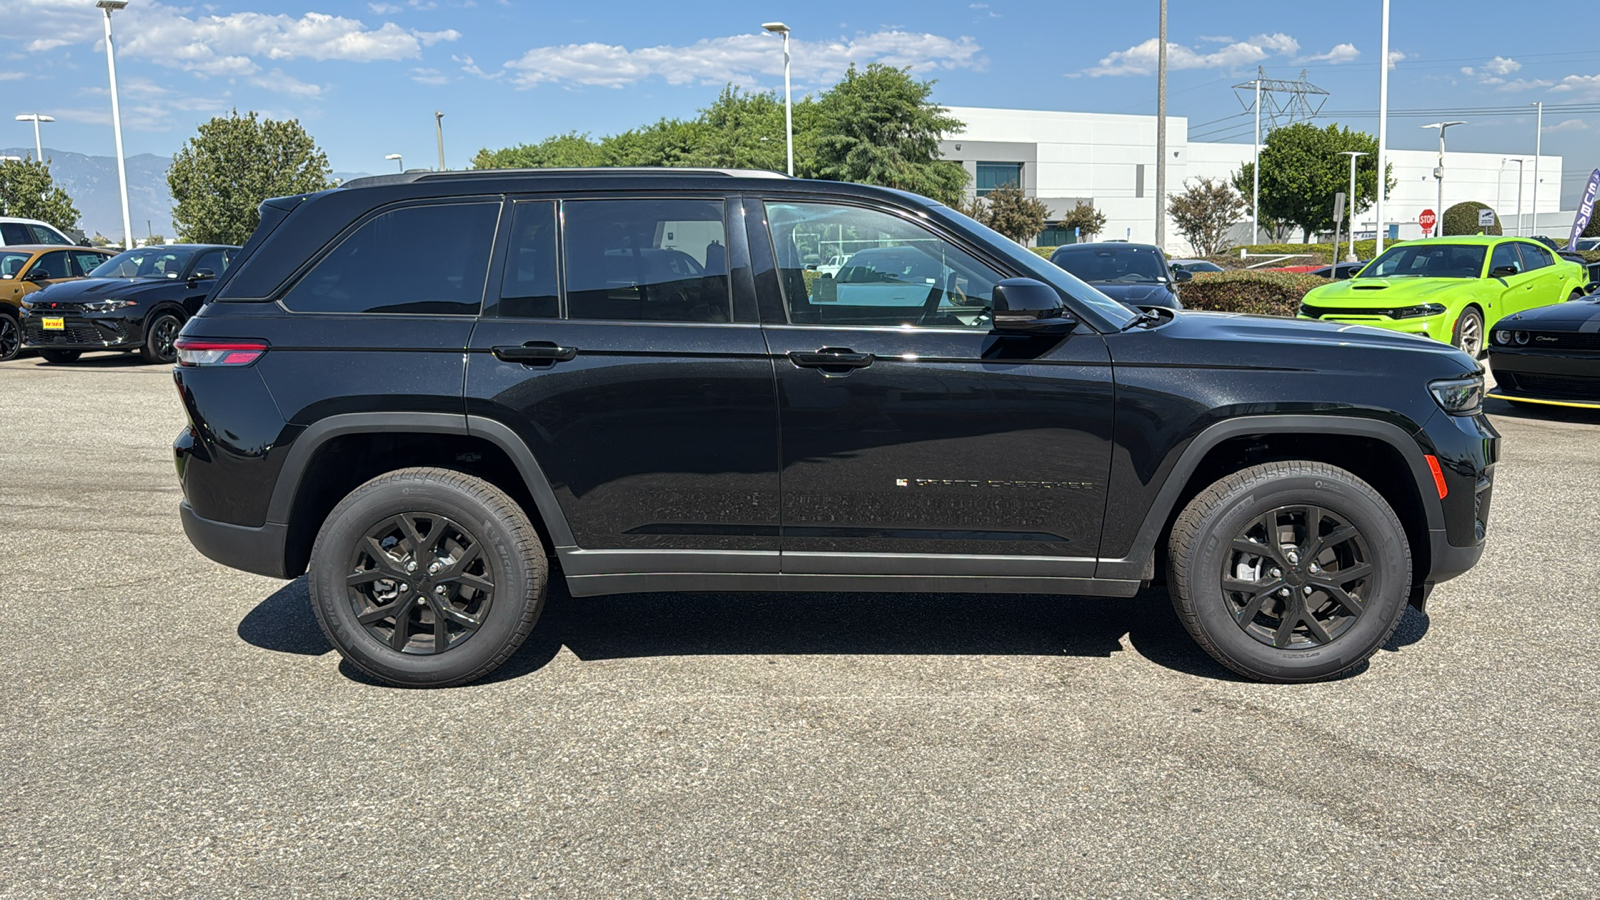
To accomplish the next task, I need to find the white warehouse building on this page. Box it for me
[939,106,1566,254]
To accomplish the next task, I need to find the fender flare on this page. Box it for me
[263,411,575,547]
[1094,414,1441,581]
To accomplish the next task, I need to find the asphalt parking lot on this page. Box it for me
[2,351,1597,898]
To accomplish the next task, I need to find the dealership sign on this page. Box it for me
[1569,169,1600,248]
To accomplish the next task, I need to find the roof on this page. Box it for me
[1052,242,1163,252]
[339,166,792,191]
[0,244,110,253]
[1401,235,1532,245]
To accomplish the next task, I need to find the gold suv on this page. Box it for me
[0,244,114,361]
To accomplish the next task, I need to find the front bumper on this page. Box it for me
[1296,312,1450,342]
[1488,346,1600,407]
[180,501,295,580]
[20,311,141,350]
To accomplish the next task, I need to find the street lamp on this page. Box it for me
[1503,157,1527,236]
[385,153,403,172]
[1421,121,1466,237]
[15,114,54,162]
[96,0,133,250]
[1337,151,1366,261]
[762,22,793,177]
[1375,0,1391,255]
[434,111,445,171]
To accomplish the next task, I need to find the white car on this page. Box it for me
[0,217,73,248]
[815,254,847,278]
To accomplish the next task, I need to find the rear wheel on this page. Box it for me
[140,311,182,363]
[39,349,80,364]
[1167,461,1412,682]
[0,313,18,362]
[308,467,548,687]
[1451,306,1484,358]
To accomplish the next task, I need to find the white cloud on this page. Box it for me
[26,38,70,52]
[502,30,984,89]
[1301,43,1359,64]
[251,70,325,98]
[1387,51,1407,69]
[1483,56,1521,76]
[367,2,401,12]
[1087,33,1299,76]
[0,71,25,81]
[1552,73,1600,98]
[1545,118,1588,133]
[410,67,449,85]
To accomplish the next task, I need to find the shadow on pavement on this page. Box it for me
[240,573,1434,686]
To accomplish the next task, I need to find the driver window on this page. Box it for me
[1490,243,1520,275]
[764,201,1000,328]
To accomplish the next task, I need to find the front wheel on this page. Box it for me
[140,311,182,363]
[1166,461,1412,682]
[308,467,548,687]
[0,313,18,362]
[1451,306,1484,358]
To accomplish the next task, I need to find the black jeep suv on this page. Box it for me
[172,168,1497,687]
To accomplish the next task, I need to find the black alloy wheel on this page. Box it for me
[1222,505,1372,649]
[0,314,18,362]
[346,513,496,655]
[141,312,182,363]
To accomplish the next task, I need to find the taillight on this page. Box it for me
[174,337,268,367]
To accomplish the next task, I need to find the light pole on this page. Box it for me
[1338,151,1366,261]
[385,153,403,172]
[1246,73,1262,244]
[1421,121,1465,237]
[1503,157,1526,236]
[762,22,793,177]
[15,114,54,161]
[1154,0,1168,250]
[1375,0,1390,255]
[97,0,133,250]
[434,111,446,171]
[1531,101,1542,238]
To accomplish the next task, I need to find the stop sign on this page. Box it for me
[1419,208,1437,235]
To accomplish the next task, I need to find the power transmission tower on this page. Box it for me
[1232,67,1330,131]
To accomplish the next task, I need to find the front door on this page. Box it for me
[466,195,780,572]
[750,198,1115,576]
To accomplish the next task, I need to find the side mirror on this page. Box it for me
[991,277,1076,334]
[190,268,217,281]
[25,269,50,282]
[1491,265,1519,278]
[1172,268,1193,283]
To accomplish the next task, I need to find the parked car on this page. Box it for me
[0,216,75,248]
[1309,261,1368,280]
[19,243,237,364]
[173,168,1494,687]
[1572,237,1600,252]
[815,254,847,278]
[0,244,115,361]
[1486,296,1600,409]
[1169,259,1224,274]
[1297,236,1588,357]
[1047,242,1187,308]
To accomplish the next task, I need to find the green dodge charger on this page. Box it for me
[1297,236,1588,357]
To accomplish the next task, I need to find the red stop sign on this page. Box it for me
[1419,209,1437,234]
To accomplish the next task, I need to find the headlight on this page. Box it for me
[1430,375,1484,416]
[1515,331,1530,345]
[82,299,137,312]
[1494,330,1511,345]
[1391,303,1447,319]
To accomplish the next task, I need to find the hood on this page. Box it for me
[1152,309,1478,374]
[27,277,171,304]
[1089,282,1181,309]
[1304,277,1467,306]
[1498,297,1600,329]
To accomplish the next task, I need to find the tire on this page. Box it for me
[0,312,18,362]
[1451,306,1484,358]
[40,349,81,364]
[1166,461,1412,683]
[140,311,182,364]
[308,467,548,687]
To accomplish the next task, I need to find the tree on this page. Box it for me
[1169,177,1246,255]
[1056,201,1106,241]
[1442,201,1501,236]
[472,132,606,169]
[693,85,817,173]
[811,64,969,205]
[1231,123,1394,242]
[169,111,335,245]
[0,156,80,232]
[602,118,709,167]
[965,185,1049,244]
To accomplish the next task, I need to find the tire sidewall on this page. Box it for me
[0,312,18,362]
[1188,472,1410,682]
[309,478,541,686]
[143,311,182,363]
[1452,306,1484,357]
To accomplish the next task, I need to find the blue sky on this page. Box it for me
[4,1,1597,201]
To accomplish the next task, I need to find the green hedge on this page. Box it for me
[1180,270,1327,317]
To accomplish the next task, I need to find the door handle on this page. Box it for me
[493,342,578,363]
[788,348,874,369]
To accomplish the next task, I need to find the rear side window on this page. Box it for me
[562,198,729,323]
[71,251,107,276]
[0,223,28,245]
[497,200,559,318]
[281,202,499,315]
[1515,242,1553,272]
[28,224,69,245]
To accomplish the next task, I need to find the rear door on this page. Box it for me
[1514,242,1561,312]
[465,194,780,574]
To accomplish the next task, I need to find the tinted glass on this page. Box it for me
[191,248,231,277]
[1489,243,1521,275]
[562,199,729,323]
[71,251,107,276]
[1050,246,1170,283]
[0,251,31,278]
[89,248,197,278]
[1516,242,1553,271]
[1359,244,1485,279]
[28,224,69,245]
[975,162,1022,197]
[765,201,1000,328]
[0,223,29,245]
[282,202,498,315]
[497,200,559,318]
[32,250,72,279]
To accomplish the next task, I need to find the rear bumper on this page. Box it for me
[180,501,294,579]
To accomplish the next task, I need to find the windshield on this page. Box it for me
[89,248,196,279]
[1358,244,1486,279]
[928,205,1138,329]
[0,251,32,279]
[1051,246,1170,284]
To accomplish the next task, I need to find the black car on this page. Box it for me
[173,168,1495,687]
[1310,261,1368,280]
[1047,242,1187,309]
[20,243,237,363]
[1487,296,1600,409]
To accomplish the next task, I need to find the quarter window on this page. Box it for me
[0,223,29,245]
[1515,242,1553,272]
[281,202,499,315]
[561,199,729,323]
[496,200,560,319]
[764,201,1001,329]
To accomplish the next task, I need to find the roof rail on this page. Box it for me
[338,166,790,190]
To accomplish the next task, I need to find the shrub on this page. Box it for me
[1032,246,1057,259]
[1179,270,1327,317]
[1442,201,1500,236]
